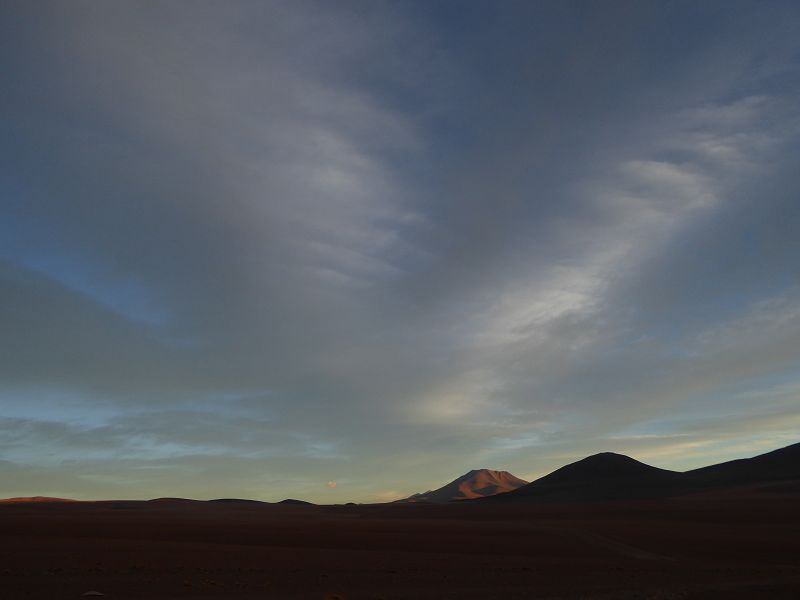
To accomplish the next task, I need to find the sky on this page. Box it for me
[1,0,800,503]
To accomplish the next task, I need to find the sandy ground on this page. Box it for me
[2,487,799,599]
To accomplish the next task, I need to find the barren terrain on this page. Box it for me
[2,486,799,599]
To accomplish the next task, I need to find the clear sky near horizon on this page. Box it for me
[1,1,800,503]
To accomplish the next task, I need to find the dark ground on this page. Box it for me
[2,485,800,599]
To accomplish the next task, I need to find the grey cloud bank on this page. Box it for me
[1,0,799,502]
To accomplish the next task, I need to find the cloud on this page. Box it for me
[1,0,800,501]
[373,490,402,502]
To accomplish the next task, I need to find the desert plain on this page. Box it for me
[3,484,800,600]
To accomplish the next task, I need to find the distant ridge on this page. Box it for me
[278,498,314,505]
[147,497,197,503]
[399,469,528,503]
[208,498,266,504]
[685,441,800,487]
[0,496,78,504]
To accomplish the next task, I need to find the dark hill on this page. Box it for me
[208,498,266,504]
[495,452,682,502]
[686,441,800,487]
[147,497,197,503]
[535,452,675,484]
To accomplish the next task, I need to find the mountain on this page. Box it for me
[493,452,682,502]
[488,442,800,503]
[686,441,800,487]
[0,496,78,504]
[399,469,528,503]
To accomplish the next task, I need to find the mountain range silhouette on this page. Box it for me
[1,441,797,505]
[488,441,800,502]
